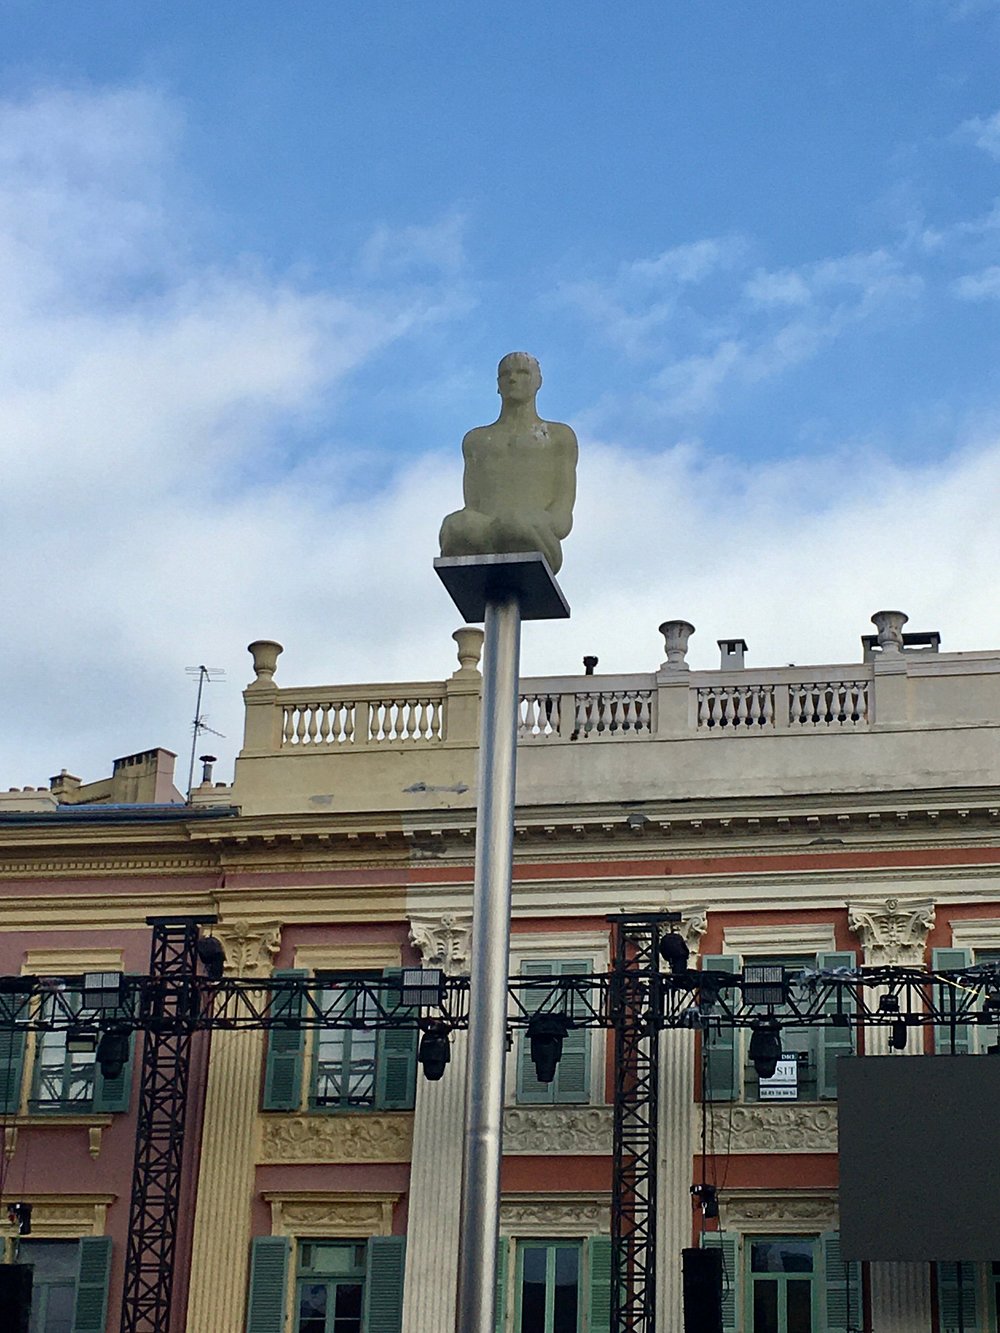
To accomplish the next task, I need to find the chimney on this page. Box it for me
[718,638,748,670]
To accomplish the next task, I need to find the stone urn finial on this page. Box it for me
[452,626,485,676]
[871,611,908,656]
[659,620,695,672]
[247,640,283,687]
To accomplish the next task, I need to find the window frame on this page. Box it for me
[294,1239,367,1333]
[514,1238,583,1333]
[745,1234,819,1333]
[505,933,609,1109]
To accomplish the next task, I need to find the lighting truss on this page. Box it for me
[4,936,1000,1333]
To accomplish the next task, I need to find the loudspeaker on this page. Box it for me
[682,1247,723,1333]
[0,1264,33,1333]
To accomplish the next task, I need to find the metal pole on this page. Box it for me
[456,592,522,1333]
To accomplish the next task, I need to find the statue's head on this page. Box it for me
[497,351,541,404]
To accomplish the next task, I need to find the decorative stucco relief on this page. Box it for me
[408,912,473,975]
[721,1190,837,1233]
[707,1103,838,1154]
[500,1193,610,1235]
[848,897,935,966]
[503,1105,612,1155]
[258,1113,413,1164]
[265,1193,397,1238]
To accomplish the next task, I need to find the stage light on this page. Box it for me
[878,993,900,1014]
[96,1029,130,1079]
[195,937,226,981]
[399,968,446,1008]
[527,1013,571,1083]
[82,972,125,1010]
[748,1020,782,1079]
[658,931,690,975]
[744,964,788,1007]
[66,1027,97,1054]
[417,1021,451,1081]
[7,1203,32,1235]
[890,1019,908,1050]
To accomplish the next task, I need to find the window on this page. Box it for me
[312,978,379,1110]
[262,970,417,1113]
[741,958,817,1104]
[516,961,593,1106]
[703,1230,859,1333]
[246,1235,406,1333]
[702,952,854,1103]
[0,978,133,1116]
[22,1240,77,1333]
[496,1236,610,1333]
[296,1241,366,1333]
[516,1242,581,1333]
[18,1237,113,1333]
[748,1237,815,1333]
[936,1259,1000,1332]
[32,991,95,1111]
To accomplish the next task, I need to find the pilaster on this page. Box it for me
[869,1261,932,1333]
[401,912,472,1333]
[848,897,935,1056]
[185,921,281,1333]
[849,899,934,1331]
[656,909,707,1329]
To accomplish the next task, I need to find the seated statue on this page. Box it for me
[439,352,578,574]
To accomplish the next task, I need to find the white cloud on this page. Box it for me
[359,212,469,279]
[961,109,1000,161]
[952,264,1000,299]
[2,84,998,795]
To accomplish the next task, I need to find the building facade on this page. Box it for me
[1,610,998,1333]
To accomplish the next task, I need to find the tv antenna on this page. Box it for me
[184,665,226,799]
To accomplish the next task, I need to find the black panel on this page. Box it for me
[0,1265,33,1333]
[682,1247,723,1333]
[839,1055,1000,1261]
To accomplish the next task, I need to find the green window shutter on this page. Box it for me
[93,981,137,1112]
[701,956,739,1102]
[71,1236,112,1333]
[517,961,555,1105]
[700,1232,738,1333]
[262,970,307,1111]
[821,1231,861,1333]
[817,952,856,1100]
[938,1261,981,1333]
[554,960,591,1104]
[363,1235,406,1333]
[376,969,418,1110]
[0,1023,27,1114]
[495,1237,509,1333]
[934,949,974,1055]
[586,1236,612,1333]
[245,1236,290,1333]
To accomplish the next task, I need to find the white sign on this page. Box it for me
[758,1056,799,1101]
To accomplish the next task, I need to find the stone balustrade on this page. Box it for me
[232,614,1000,815]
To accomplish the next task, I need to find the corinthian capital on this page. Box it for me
[408,912,473,976]
[210,920,282,977]
[848,897,935,966]
[679,909,709,951]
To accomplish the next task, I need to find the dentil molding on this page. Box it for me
[408,912,473,975]
[848,897,936,964]
[258,1113,413,1164]
[707,1103,837,1154]
[503,1106,612,1155]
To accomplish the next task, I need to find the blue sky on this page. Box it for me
[2,2,999,788]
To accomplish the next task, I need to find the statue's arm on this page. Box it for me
[461,431,486,512]
[545,427,578,539]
